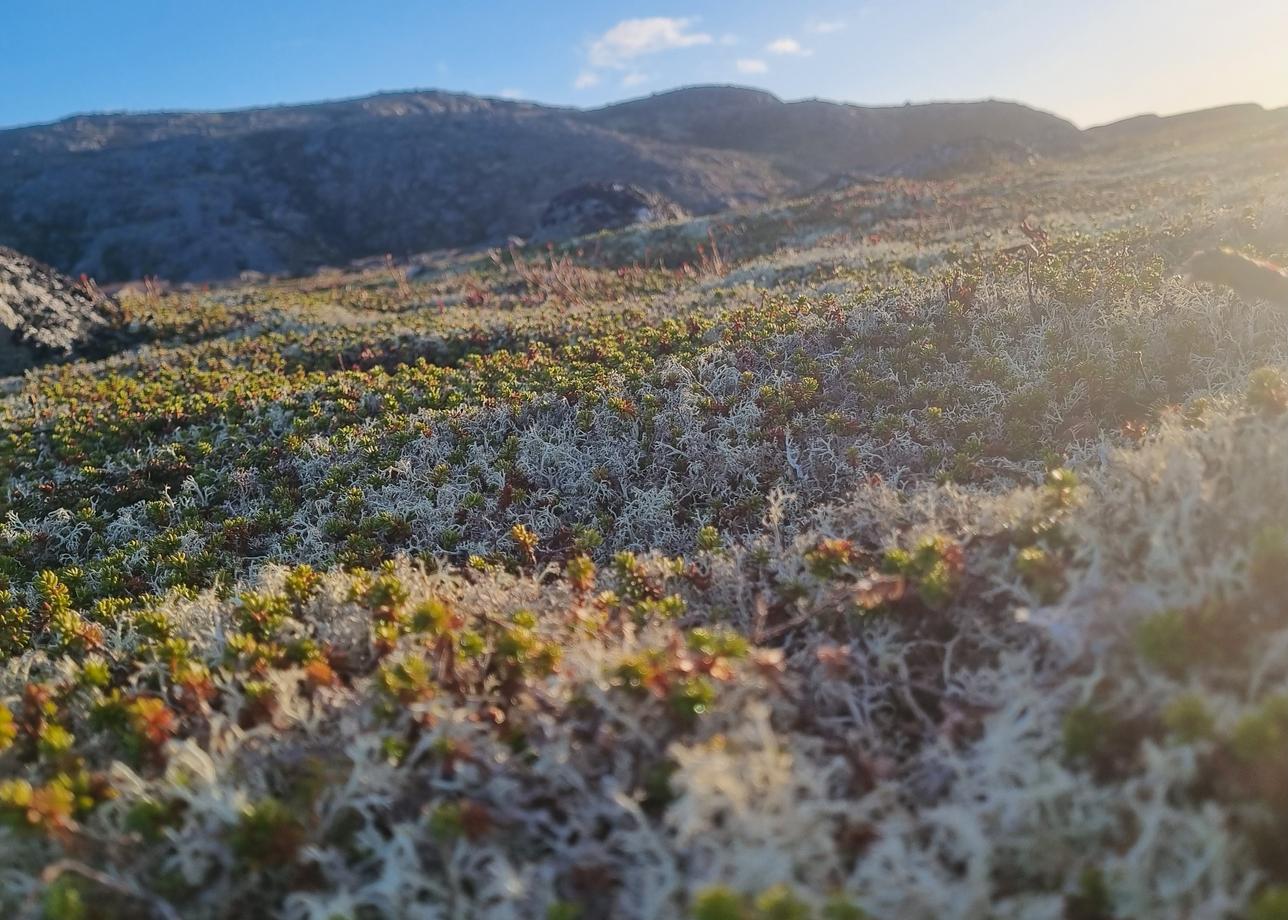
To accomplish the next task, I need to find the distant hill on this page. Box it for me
[584,86,1080,178]
[1086,103,1287,147]
[0,91,793,283]
[0,85,1262,283]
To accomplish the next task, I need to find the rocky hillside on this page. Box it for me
[0,87,1080,283]
[3,85,1277,285]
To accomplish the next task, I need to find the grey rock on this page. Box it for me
[1188,248,1288,307]
[0,246,122,374]
[534,182,686,242]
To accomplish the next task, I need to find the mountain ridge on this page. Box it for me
[0,85,1275,283]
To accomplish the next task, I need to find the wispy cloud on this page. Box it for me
[767,37,811,56]
[497,88,525,100]
[622,71,649,87]
[573,70,601,90]
[588,17,713,69]
[805,19,847,34]
[736,58,768,75]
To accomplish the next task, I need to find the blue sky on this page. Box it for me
[2,1,1286,129]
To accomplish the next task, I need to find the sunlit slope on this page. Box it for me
[1,129,1287,918]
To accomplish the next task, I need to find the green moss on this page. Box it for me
[1134,609,1193,677]
[37,723,75,759]
[670,676,718,722]
[692,887,748,920]
[229,798,305,868]
[686,628,749,660]
[805,539,858,579]
[41,876,88,920]
[882,536,963,609]
[820,898,868,920]
[1065,866,1113,920]
[754,886,811,920]
[566,554,596,593]
[1015,545,1065,603]
[697,525,722,552]
[1232,697,1288,763]
[1250,887,1288,920]
[0,706,15,752]
[1162,694,1215,743]
[1249,526,1288,599]
[1063,705,1113,763]
[1247,368,1288,416]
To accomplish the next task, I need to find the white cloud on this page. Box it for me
[767,37,810,55]
[622,71,649,87]
[736,58,768,75]
[498,88,525,100]
[806,19,847,34]
[588,17,713,69]
[573,70,601,90]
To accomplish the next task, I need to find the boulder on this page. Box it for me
[0,246,122,375]
[1188,248,1288,307]
[534,182,686,242]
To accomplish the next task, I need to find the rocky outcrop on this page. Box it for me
[0,246,121,374]
[534,182,686,241]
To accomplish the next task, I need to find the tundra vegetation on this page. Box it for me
[2,127,1288,919]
